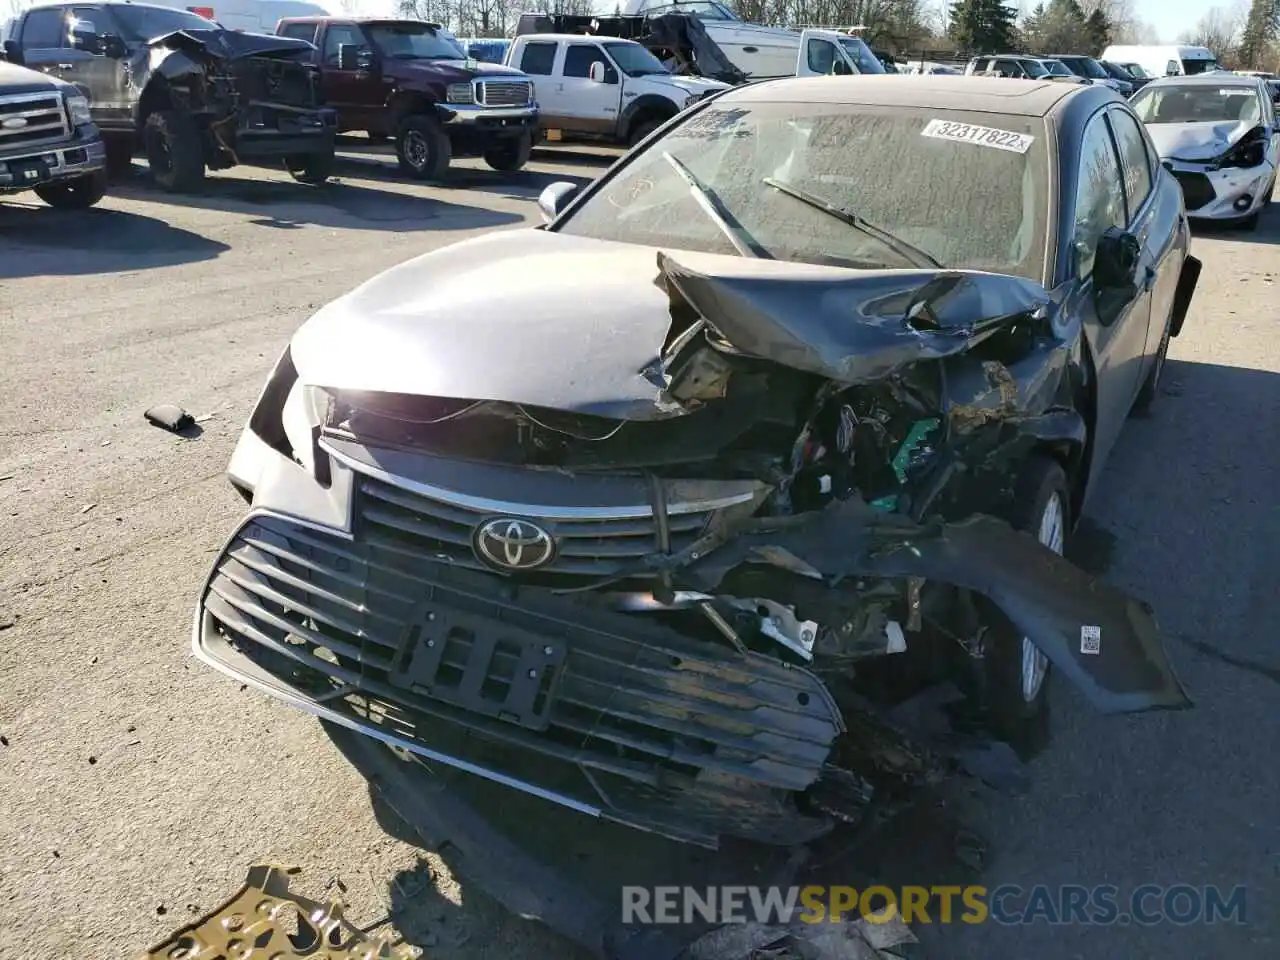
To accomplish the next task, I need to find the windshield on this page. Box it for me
[1122,63,1149,78]
[602,41,669,76]
[1041,60,1071,76]
[1075,57,1110,79]
[1130,84,1261,125]
[556,102,1048,279]
[642,1,738,21]
[1021,59,1049,77]
[840,37,886,74]
[1182,58,1220,75]
[113,4,216,39]
[366,23,462,60]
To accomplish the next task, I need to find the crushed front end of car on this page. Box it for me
[194,230,1190,850]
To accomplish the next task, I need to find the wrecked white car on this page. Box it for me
[1131,73,1279,229]
[195,77,1198,850]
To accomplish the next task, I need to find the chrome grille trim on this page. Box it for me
[475,79,533,107]
[0,92,70,149]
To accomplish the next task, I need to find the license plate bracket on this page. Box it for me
[11,157,51,184]
[390,608,567,731]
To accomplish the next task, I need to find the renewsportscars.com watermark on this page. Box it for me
[622,884,1248,926]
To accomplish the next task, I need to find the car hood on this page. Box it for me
[1145,119,1254,160]
[151,27,313,60]
[0,60,68,93]
[386,58,526,82]
[290,229,1050,421]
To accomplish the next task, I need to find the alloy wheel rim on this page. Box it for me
[1020,491,1063,701]
[404,130,428,169]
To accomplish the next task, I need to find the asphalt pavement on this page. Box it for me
[1,145,1276,960]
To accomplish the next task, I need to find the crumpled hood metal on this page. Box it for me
[1145,119,1252,161]
[289,229,1051,419]
[150,27,314,60]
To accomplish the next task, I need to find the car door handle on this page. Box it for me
[57,63,73,70]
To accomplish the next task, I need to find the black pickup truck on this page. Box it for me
[0,59,107,208]
[275,17,538,179]
[2,1,337,192]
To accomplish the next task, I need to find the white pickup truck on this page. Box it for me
[507,28,882,148]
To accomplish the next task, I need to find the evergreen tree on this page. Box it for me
[1021,2,1048,51]
[1084,9,1111,55]
[1236,0,1280,70]
[950,0,1020,54]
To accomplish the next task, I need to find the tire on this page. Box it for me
[626,118,664,149]
[33,169,107,210]
[285,149,335,185]
[144,110,205,193]
[396,113,451,181]
[1133,315,1171,412]
[981,456,1069,755]
[482,131,532,172]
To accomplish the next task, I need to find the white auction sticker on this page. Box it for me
[920,118,1035,154]
[1080,625,1102,655]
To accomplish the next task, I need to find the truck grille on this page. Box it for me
[1173,171,1216,212]
[356,472,750,587]
[0,93,69,149]
[200,514,841,847]
[476,79,533,107]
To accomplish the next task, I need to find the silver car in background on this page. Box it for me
[1130,74,1279,229]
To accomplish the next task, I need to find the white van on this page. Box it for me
[1100,44,1219,79]
[146,0,334,35]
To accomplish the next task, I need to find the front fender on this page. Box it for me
[619,93,679,137]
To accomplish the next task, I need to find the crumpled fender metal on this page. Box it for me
[678,498,1191,715]
[658,252,1054,384]
[149,28,315,61]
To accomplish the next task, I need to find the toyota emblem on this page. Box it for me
[473,517,556,572]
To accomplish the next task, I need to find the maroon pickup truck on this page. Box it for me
[276,17,538,179]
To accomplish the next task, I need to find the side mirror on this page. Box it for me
[1092,227,1141,306]
[102,34,127,58]
[832,59,852,76]
[587,61,606,83]
[538,180,579,223]
[2,39,22,65]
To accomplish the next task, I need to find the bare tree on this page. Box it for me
[1179,1,1248,54]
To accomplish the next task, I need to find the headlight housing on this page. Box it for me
[1218,128,1266,169]
[446,82,475,105]
[65,94,92,127]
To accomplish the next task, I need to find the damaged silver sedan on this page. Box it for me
[195,76,1199,850]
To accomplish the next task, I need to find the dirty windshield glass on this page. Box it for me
[557,102,1049,279]
[366,23,462,59]
[603,41,669,76]
[113,5,216,39]
[1130,85,1261,125]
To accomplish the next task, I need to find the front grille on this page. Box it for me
[201,514,841,847]
[0,93,69,149]
[1173,171,1216,211]
[355,471,753,587]
[476,79,532,107]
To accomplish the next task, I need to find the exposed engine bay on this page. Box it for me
[197,231,1191,850]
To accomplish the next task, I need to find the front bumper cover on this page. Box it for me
[0,128,106,191]
[1166,157,1276,219]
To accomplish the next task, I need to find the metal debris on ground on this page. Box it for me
[683,913,917,960]
[138,863,420,960]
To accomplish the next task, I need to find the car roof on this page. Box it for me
[721,75,1098,118]
[515,33,636,42]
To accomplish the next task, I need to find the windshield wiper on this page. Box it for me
[663,151,770,259]
[763,177,943,269]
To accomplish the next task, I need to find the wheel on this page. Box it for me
[1133,316,1171,412]
[626,118,664,149]
[33,169,107,209]
[144,110,205,192]
[981,456,1069,754]
[104,137,134,177]
[395,113,451,181]
[482,131,532,172]
[285,149,334,184]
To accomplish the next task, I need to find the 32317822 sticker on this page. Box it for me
[920,118,1035,154]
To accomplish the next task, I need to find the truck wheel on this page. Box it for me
[396,113,451,181]
[144,110,205,193]
[980,456,1069,756]
[627,118,665,149]
[33,170,107,210]
[483,132,532,172]
[285,149,335,185]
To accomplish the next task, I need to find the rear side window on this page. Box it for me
[1107,108,1153,218]
[520,41,557,76]
[20,8,66,48]
[279,22,317,44]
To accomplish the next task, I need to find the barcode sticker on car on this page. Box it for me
[1080,625,1102,655]
[920,119,1035,154]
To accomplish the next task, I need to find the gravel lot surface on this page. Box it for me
[1,145,1276,960]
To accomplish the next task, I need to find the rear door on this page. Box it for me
[516,40,562,132]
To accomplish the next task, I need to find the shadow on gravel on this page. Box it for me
[0,204,228,277]
[107,160,524,231]
[330,150,600,200]
[1189,201,1280,247]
